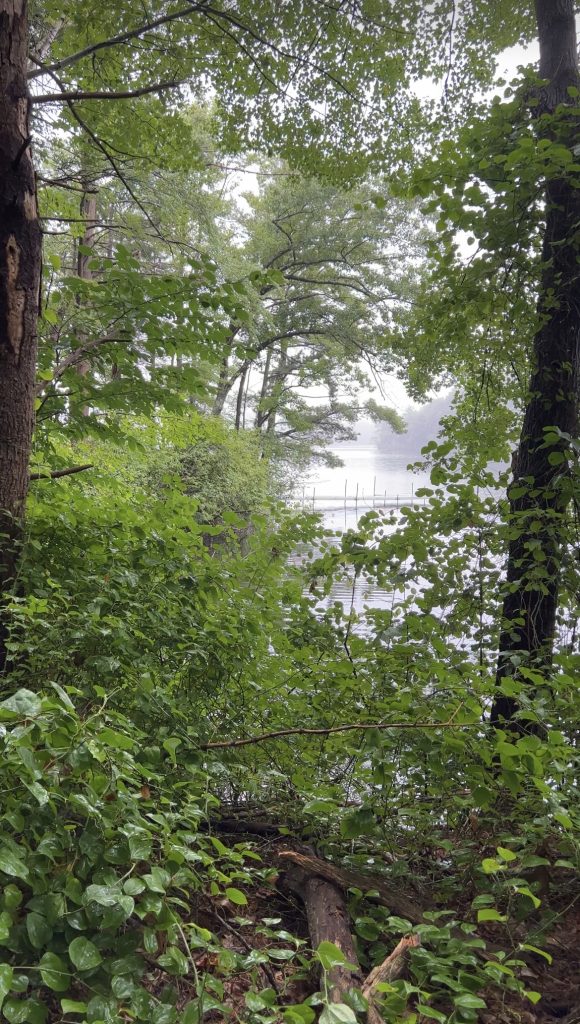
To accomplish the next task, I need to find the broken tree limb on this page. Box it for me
[362,935,420,1024]
[277,850,425,924]
[362,934,421,997]
[281,852,420,1020]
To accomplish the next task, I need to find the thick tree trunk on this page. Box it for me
[492,0,580,725]
[283,860,363,1003]
[0,0,41,657]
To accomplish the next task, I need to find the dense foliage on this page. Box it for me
[1,3,579,1024]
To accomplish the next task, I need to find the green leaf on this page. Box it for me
[496,847,517,862]
[554,811,573,829]
[515,886,541,909]
[481,858,503,874]
[26,913,52,949]
[0,849,29,880]
[68,937,103,970]
[84,884,122,907]
[415,1007,447,1023]
[319,1003,357,1024]
[162,737,181,762]
[354,917,381,940]
[520,944,552,964]
[454,993,486,1009]
[477,909,506,922]
[524,991,542,1004]
[39,953,69,992]
[225,887,247,906]
[0,689,41,718]
[316,942,356,972]
[157,946,189,976]
[245,992,267,1012]
[0,965,14,1010]
[3,999,47,1024]
[99,727,135,751]
[283,1006,316,1024]
[60,1000,88,1015]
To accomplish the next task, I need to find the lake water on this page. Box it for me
[302,443,429,531]
[296,442,430,614]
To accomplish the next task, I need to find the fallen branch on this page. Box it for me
[282,851,420,1018]
[29,464,93,481]
[363,934,421,996]
[362,935,421,1024]
[201,712,471,749]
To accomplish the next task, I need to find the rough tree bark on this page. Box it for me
[0,0,42,669]
[491,0,580,726]
[282,858,363,1003]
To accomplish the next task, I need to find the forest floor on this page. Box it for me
[169,826,580,1024]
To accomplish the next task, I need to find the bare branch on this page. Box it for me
[33,79,186,104]
[201,711,473,749]
[30,464,93,481]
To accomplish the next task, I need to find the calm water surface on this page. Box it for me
[297,443,429,614]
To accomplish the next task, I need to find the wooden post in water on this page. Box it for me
[355,482,359,520]
[344,479,347,528]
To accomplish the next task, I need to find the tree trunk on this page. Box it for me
[282,860,363,1003]
[74,188,97,417]
[255,344,273,428]
[234,363,248,431]
[492,0,580,726]
[0,0,41,664]
[212,356,230,416]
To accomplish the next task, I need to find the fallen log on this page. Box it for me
[277,850,425,925]
[281,853,421,1019]
[284,858,363,1003]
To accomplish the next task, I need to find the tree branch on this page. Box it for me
[201,712,472,749]
[28,5,207,79]
[36,335,132,395]
[32,79,186,104]
[30,464,93,481]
